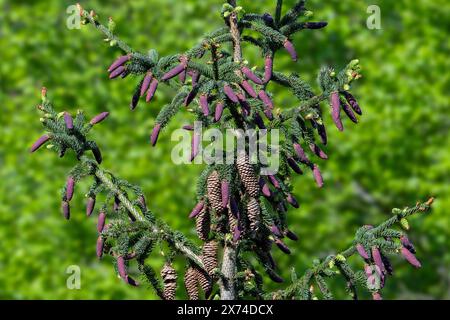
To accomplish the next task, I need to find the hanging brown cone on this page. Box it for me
[202,240,218,275]
[246,197,260,232]
[195,268,212,297]
[161,263,178,300]
[207,171,223,214]
[236,153,259,197]
[195,206,210,241]
[184,267,199,300]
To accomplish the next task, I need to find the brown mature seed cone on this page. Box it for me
[236,153,259,197]
[202,241,218,275]
[161,263,177,300]
[195,268,212,297]
[207,171,223,214]
[184,267,199,300]
[195,207,210,241]
[246,197,260,232]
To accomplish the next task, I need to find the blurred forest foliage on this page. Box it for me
[0,0,448,299]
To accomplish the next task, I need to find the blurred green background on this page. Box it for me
[0,0,449,299]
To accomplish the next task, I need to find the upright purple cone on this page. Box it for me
[401,247,421,268]
[150,123,161,147]
[264,56,273,83]
[242,66,263,85]
[89,112,109,125]
[312,164,324,188]
[214,102,224,122]
[224,84,239,103]
[140,73,153,97]
[96,236,104,259]
[189,201,204,219]
[283,39,298,62]
[199,94,209,116]
[86,197,96,217]
[66,176,75,201]
[330,92,343,131]
[108,54,131,72]
[30,134,50,152]
[64,112,73,130]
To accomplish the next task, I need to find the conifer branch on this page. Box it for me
[266,198,435,300]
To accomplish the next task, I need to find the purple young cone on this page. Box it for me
[356,244,370,260]
[283,39,298,62]
[341,99,358,123]
[270,225,283,237]
[221,180,230,208]
[317,123,328,145]
[125,276,139,287]
[287,157,303,174]
[258,90,274,109]
[372,292,382,300]
[182,125,194,131]
[240,80,257,98]
[179,69,187,84]
[259,178,271,197]
[275,239,291,255]
[293,143,310,163]
[96,236,104,259]
[89,112,109,125]
[268,270,284,283]
[184,88,198,107]
[312,164,324,188]
[371,247,386,274]
[190,132,201,161]
[223,84,239,103]
[117,256,127,279]
[286,193,299,208]
[189,201,204,219]
[161,63,186,81]
[146,78,159,103]
[140,73,153,97]
[62,201,70,220]
[64,112,73,130]
[343,91,362,115]
[401,247,421,268]
[237,93,251,116]
[30,134,50,152]
[330,92,344,131]
[108,54,131,72]
[150,123,161,147]
[305,22,328,29]
[264,108,274,121]
[66,176,75,201]
[214,102,224,122]
[268,175,280,189]
[191,71,200,87]
[230,197,239,218]
[109,66,125,79]
[199,94,209,116]
[400,235,416,254]
[254,113,266,129]
[86,197,95,217]
[97,211,106,233]
[264,56,273,83]
[242,66,263,85]
[286,230,299,241]
[309,144,328,160]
